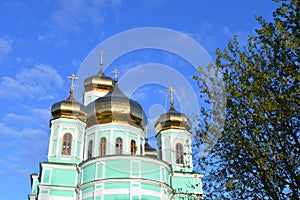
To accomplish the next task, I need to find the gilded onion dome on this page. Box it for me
[51,74,87,122]
[87,78,147,129]
[144,127,157,157]
[84,51,113,93]
[84,68,113,93]
[154,87,192,133]
[144,139,157,157]
[144,142,157,157]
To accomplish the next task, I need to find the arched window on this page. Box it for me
[176,143,184,164]
[61,133,72,155]
[130,140,136,155]
[88,140,93,159]
[115,137,122,154]
[100,137,106,156]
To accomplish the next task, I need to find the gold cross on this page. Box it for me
[112,68,120,80]
[67,74,79,90]
[98,50,107,66]
[167,86,176,105]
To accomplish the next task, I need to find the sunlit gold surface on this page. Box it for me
[51,99,87,122]
[87,82,147,129]
[144,141,157,157]
[154,107,191,133]
[84,73,113,93]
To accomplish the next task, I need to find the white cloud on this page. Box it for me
[50,0,107,32]
[3,107,50,129]
[194,22,216,50]
[0,64,63,99]
[222,26,249,46]
[38,0,123,44]
[0,126,49,174]
[0,123,19,138]
[0,37,12,58]
[129,85,153,101]
[0,119,49,171]
[222,26,243,38]
[222,26,234,37]
[0,64,62,180]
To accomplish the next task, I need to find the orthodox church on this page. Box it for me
[28,53,204,200]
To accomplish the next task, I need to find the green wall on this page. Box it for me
[49,189,74,197]
[83,164,96,183]
[51,168,76,186]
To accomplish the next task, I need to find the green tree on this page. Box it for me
[194,0,299,199]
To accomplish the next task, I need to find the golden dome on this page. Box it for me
[87,80,147,129]
[144,139,157,157]
[84,69,113,93]
[154,106,192,133]
[51,91,87,122]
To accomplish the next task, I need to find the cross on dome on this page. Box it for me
[98,50,106,66]
[67,73,79,100]
[167,86,176,107]
[97,50,107,75]
[112,68,120,81]
[68,74,79,90]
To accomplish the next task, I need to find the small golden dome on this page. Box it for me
[84,70,113,93]
[144,140,157,157]
[87,80,147,129]
[51,91,87,122]
[154,106,192,133]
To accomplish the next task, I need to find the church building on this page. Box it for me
[28,53,204,200]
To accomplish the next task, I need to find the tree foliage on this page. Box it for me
[195,0,299,199]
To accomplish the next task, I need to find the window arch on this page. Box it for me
[115,137,122,154]
[130,140,136,155]
[88,140,93,159]
[61,133,72,155]
[99,137,106,156]
[176,143,184,164]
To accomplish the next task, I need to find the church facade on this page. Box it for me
[28,57,204,200]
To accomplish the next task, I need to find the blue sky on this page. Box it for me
[0,0,278,198]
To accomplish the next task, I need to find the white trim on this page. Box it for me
[78,178,173,192]
[39,184,76,191]
[130,193,141,200]
[80,168,83,186]
[95,161,99,180]
[173,193,205,199]
[126,131,129,154]
[51,117,86,127]
[41,167,52,184]
[130,160,140,178]
[82,188,169,199]
[97,188,162,198]
[86,123,145,138]
[109,129,113,154]
[41,162,77,170]
[173,172,204,178]
[95,161,105,179]
[80,155,171,170]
